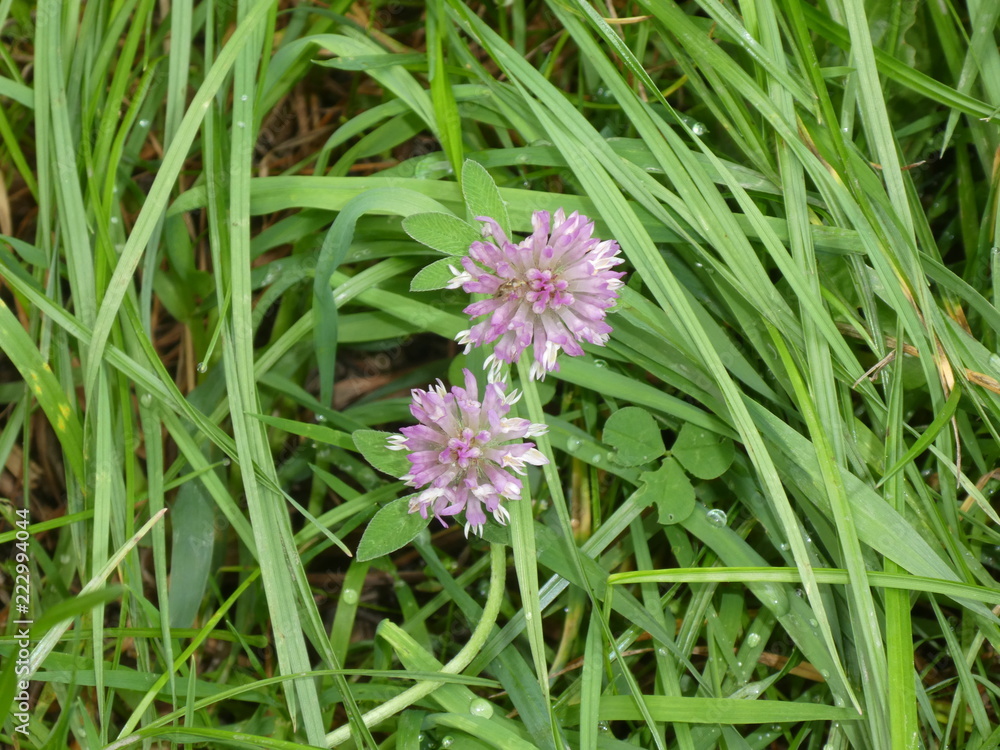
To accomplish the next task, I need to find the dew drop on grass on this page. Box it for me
[597,722,610,734]
[196,361,208,374]
[440,737,454,748]
[593,359,607,368]
[110,216,118,224]
[746,632,761,647]
[809,618,818,627]
[341,588,359,605]
[315,414,326,423]
[524,611,532,621]
[706,508,727,527]
[240,94,248,101]
[139,119,149,127]
[222,457,231,467]
[590,453,602,463]
[565,438,582,453]
[139,393,153,407]
[237,121,245,128]
[469,698,493,718]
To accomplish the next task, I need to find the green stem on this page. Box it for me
[325,543,507,747]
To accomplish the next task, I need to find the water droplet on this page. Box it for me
[341,588,359,605]
[565,438,582,453]
[315,414,326,423]
[597,721,610,733]
[240,94,248,101]
[590,453,602,463]
[222,457,231,467]
[138,119,149,127]
[469,698,493,718]
[657,647,668,656]
[820,669,830,678]
[593,359,607,368]
[524,612,532,621]
[139,393,152,407]
[440,737,454,748]
[779,542,789,551]
[196,361,208,373]
[746,632,761,647]
[795,588,804,597]
[706,508,727,527]
[691,123,706,135]
[809,618,818,627]
[110,216,119,224]
[60,554,72,564]
[237,121,245,128]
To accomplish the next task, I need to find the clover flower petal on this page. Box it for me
[453,209,625,380]
[390,369,549,536]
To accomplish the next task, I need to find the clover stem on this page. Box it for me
[326,543,506,747]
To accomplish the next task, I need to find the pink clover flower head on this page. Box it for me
[387,369,549,537]
[449,209,626,380]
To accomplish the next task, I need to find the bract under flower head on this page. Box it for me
[450,209,625,380]
[387,369,548,536]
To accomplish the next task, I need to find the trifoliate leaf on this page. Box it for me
[402,211,481,256]
[357,495,430,560]
[604,406,666,466]
[633,457,696,525]
[411,257,460,291]
[353,429,410,477]
[671,424,735,480]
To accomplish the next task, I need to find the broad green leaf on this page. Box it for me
[168,482,216,628]
[411,257,461,291]
[603,406,665,466]
[403,211,481,255]
[354,429,411,478]
[633,458,696,525]
[462,159,510,236]
[671,423,736,480]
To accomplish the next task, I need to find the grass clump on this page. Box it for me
[1,1,1000,748]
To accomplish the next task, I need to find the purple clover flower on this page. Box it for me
[387,369,548,536]
[449,209,625,380]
